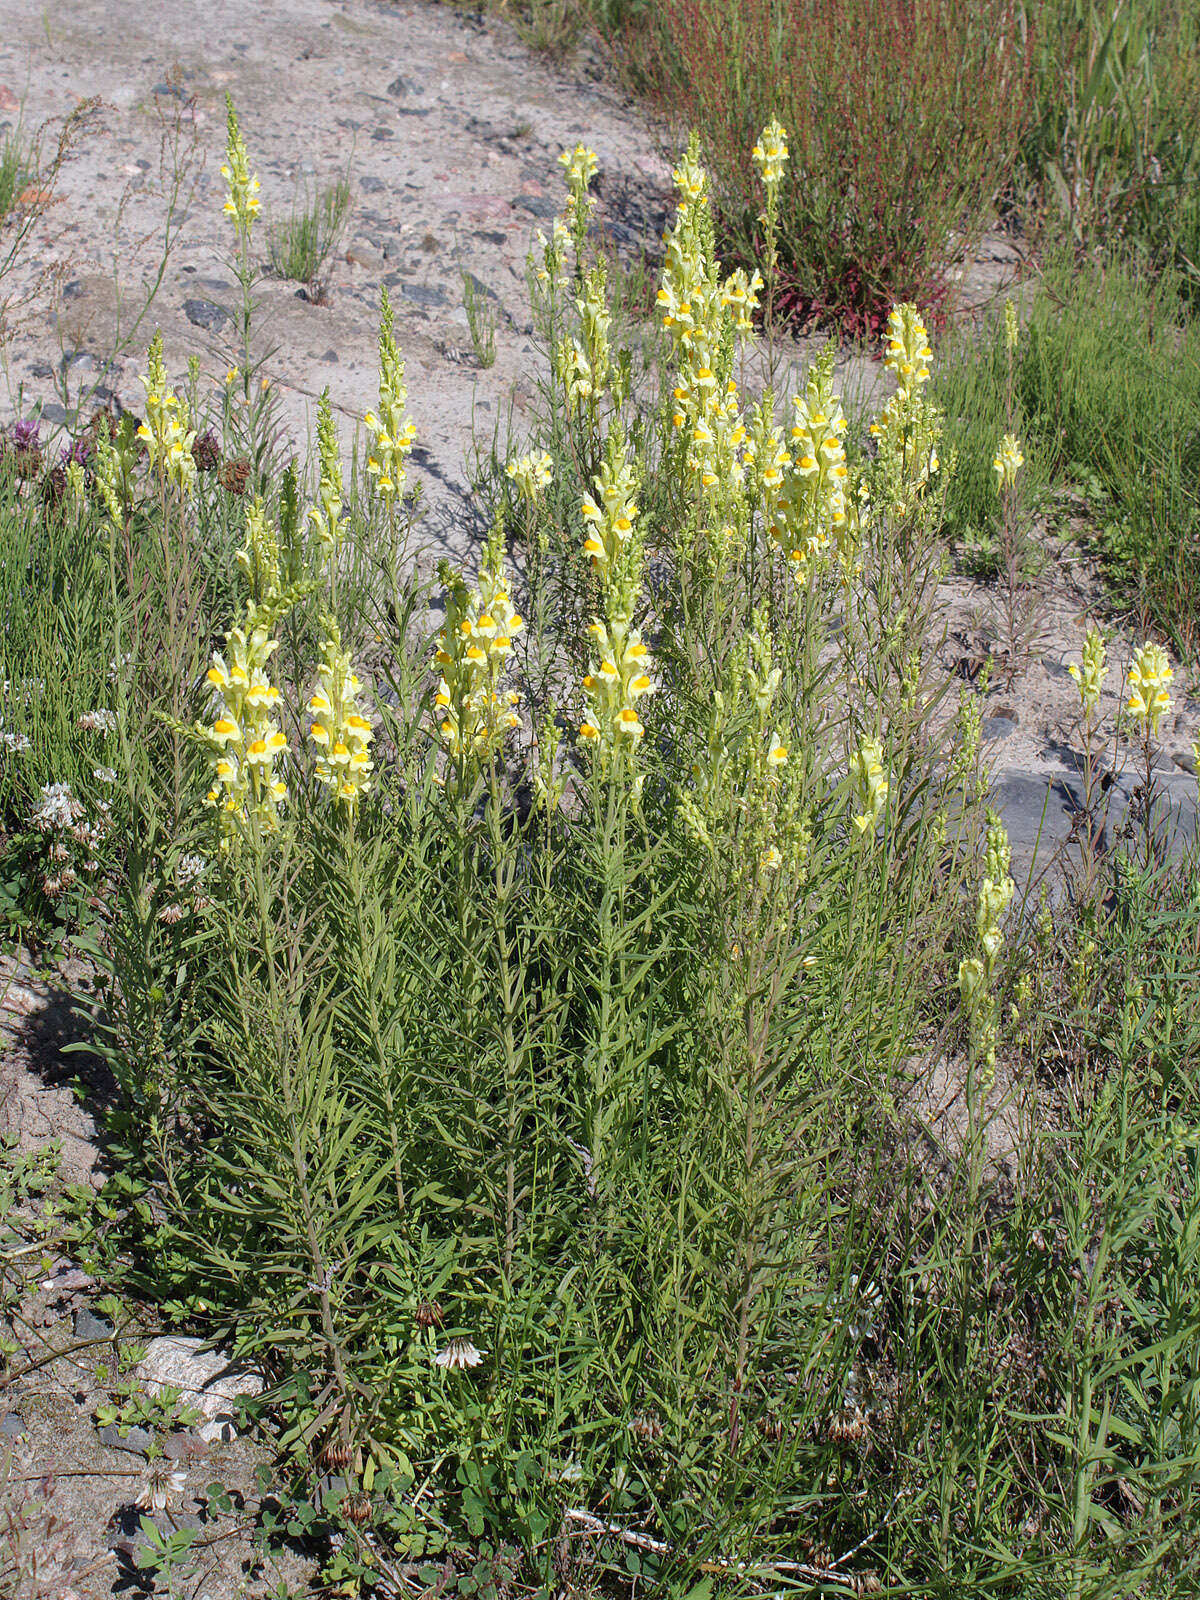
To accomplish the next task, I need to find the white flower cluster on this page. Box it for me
[31,782,85,832]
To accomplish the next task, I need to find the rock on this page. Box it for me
[386,75,424,98]
[1174,748,1197,774]
[462,271,497,302]
[982,714,1019,743]
[396,282,449,308]
[0,1412,25,1439]
[74,1306,115,1342]
[371,126,394,141]
[359,176,385,193]
[98,1422,154,1455]
[512,193,557,221]
[135,1336,263,1443]
[345,245,384,272]
[182,298,230,333]
[38,403,68,425]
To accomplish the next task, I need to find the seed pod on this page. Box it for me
[415,1300,444,1328]
[320,1439,352,1471]
[342,1491,372,1527]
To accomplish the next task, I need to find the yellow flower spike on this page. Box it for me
[308,625,374,806]
[222,96,261,233]
[992,433,1024,492]
[1125,641,1174,737]
[137,330,197,497]
[202,618,288,837]
[1068,627,1108,714]
[308,390,344,553]
[506,450,553,502]
[365,287,417,503]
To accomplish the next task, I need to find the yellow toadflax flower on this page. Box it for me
[1068,626,1107,714]
[364,287,417,501]
[992,433,1024,492]
[1125,641,1173,736]
[765,349,849,585]
[580,443,639,582]
[751,118,789,189]
[203,622,288,836]
[137,330,197,497]
[883,303,933,395]
[432,529,523,766]
[308,626,374,807]
[308,390,344,553]
[506,450,553,502]
[849,739,889,835]
[580,616,655,754]
[221,95,261,233]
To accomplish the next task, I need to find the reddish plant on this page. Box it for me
[627,0,1032,337]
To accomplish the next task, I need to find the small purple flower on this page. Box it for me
[60,433,95,468]
[8,418,40,452]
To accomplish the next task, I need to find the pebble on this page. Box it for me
[0,1412,26,1440]
[182,298,231,332]
[982,714,1019,743]
[74,1306,115,1342]
[98,1422,154,1455]
[397,282,449,308]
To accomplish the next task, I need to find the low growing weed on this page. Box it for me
[934,255,1200,652]
[267,174,352,301]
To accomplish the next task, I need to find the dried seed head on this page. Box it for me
[629,1413,663,1440]
[193,429,221,471]
[414,1300,444,1328]
[320,1439,352,1471]
[342,1491,373,1527]
[218,457,251,496]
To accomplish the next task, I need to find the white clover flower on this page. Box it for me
[135,1462,188,1513]
[176,854,208,886]
[93,767,117,785]
[31,783,85,832]
[0,730,31,754]
[78,709,117,734]
[435,1336,485,1370]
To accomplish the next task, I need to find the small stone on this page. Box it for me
[183,298,230,333]
[39,403,68,425]
[320,349,338,363]
[982,714,1019,743]
[136,1336,263,1443]
[0,1412,25,1439]
[1174,749,1197,775]
[371,127,394,142]
[344,245,384,272]
[396,282,449,308]
[512,193,556,222]
[98,1422,154,1455]
[360,176,385,193]
[28,360,54,379]
[74,1306,115,1342]
[386,75,423,98]
[61,280,85,303]
[462,272,497,302]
